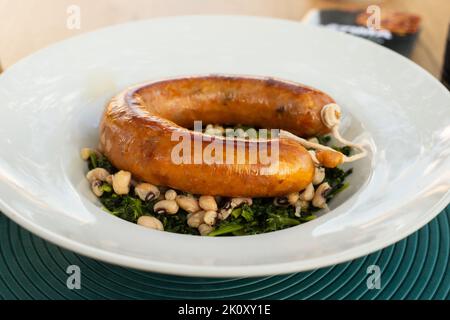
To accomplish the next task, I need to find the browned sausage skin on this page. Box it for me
[99,75,335,197]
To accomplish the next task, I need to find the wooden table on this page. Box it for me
[0,0,448,78]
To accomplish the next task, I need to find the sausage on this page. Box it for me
[99,75,335,197]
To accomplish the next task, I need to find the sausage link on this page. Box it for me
[99,75,334,197]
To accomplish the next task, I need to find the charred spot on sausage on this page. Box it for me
[276,105,286,114]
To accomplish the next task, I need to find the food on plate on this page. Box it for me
[83,128,354,236]
[83,75,366,236]
[99,75,364,197]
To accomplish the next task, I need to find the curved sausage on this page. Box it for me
[99,75,334,197]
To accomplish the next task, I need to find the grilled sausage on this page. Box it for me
[99,75,334,197]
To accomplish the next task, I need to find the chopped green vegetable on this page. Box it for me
[208,223,244,236]
[325,167,353,188]
[210,200,308,236]
[266,212,300,231]
[88,152,116,172]
[240,204,254,222]
[88,153,97,169]
[333,145,352,156]
[316,135,351,156]
[231,207,242,219]
[317,135,331,145]
[101,194,143,222]
[100,192,199,235]
[85,129,353,236]
[157,212,199,235]
[299,214,317,222]
[101,183,112,193]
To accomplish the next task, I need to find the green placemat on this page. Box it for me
[0,207,448,300]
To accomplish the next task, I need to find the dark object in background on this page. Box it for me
[302,9,421,57]
[441,24,450,90]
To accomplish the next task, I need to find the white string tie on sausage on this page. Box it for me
[279,103,367,163]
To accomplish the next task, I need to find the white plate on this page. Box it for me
[0,16,449,277]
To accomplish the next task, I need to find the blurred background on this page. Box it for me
[0,0,449,78]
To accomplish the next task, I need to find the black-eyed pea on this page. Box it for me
[218,208,232,221]
[230,197,252,207]
[91,180,104,197]
[312,182,331,209]
[86,168,110,183]
[299,183,315,201]
[165,189,177,201]
[187,211,205,228]
[112,170,131,195]
[203,210,217,226]
[137,216,164,231]
[287,192,300,205]
[293,199,310,217]
[135,183,160,201]
[199,195,218,211]
[198,224,213,236]
[273,197,289,207]
[176,195,201,213]
[153,200,179,215]
[313,167,326,185]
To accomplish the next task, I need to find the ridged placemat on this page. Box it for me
[0,206,448,300]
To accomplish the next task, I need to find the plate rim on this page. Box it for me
[0,15,449,277]
[1,194,448,277]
